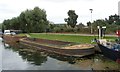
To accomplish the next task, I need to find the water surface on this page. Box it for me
[1,38,120,70]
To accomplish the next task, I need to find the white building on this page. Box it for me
[119,1,120,16]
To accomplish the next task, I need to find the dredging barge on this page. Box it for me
[3,35,95,57]
[19,37,95,57]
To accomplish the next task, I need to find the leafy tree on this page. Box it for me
[87,21,91,27]
[32,7,48,33]
[48,22,55,32]
[3,19,11,29]
[92,19,108,27]
[21,7,48,33]
[64,10,78,28]
[91,19,108,33]
[107,14,120,25]
[10,17,20,30]
[2,7,49,33]
[19,12,27,32]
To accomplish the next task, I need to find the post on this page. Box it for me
[89,9,93,34]
[26,24,28,33]
[97,26,101,39]
[102,26,106,38]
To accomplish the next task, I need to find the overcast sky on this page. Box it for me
[0,0,120,24]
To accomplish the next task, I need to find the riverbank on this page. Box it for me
[27,33,116,43]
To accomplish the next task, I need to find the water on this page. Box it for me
[0,38,2,71]
[1,38,120,70]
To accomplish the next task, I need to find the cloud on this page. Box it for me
[39,0,95,2]
[0,0,119,24]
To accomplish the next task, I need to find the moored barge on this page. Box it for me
[19,38,95,57]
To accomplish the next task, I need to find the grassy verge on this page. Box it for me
[18,33,27,36]
[27,33,116,44]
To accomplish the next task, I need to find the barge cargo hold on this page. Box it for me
[20,38,95,57]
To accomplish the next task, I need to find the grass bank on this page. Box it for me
[26,33,116,43]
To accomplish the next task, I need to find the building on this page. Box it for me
[118,1,120,16]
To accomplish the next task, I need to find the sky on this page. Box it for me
[0,0,120,25]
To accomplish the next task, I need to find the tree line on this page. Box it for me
[1,6,120,34]
[87,14,120,33]
[2,7,49,33]
[50,14,120,34]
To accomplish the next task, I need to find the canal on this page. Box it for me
[1,38,120,70]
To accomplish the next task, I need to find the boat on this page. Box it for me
[97,39,120,64]
[19,38,95,57]
[3,35,26,43]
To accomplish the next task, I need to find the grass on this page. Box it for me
[27,33,116,44]
[17,33,27,36]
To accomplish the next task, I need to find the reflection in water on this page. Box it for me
[48,53,94,64]
[0,38,2,71]
[2,40,120,70]
[4,42,47,66]
[19,50,47,65]
[4,42,92,65]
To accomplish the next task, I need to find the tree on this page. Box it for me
[21,7,49,33]
[87,21,91,27]
[31,7,48,33]
[107,14,120,25]
[91,19,108,33]
[19,12,27,32]
[10,17,20,30]
[92,19,108,27]
[2,7,49,33]
[3,19,11,29]
[64,10,78,28]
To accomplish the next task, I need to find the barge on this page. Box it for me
[19,38,95,57]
